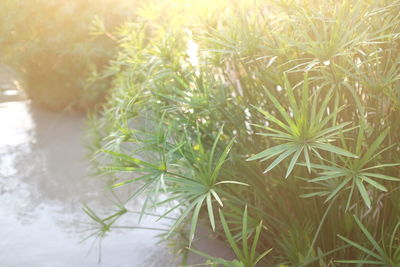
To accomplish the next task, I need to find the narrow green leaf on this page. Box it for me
[250,220,263,263]
[219,209,243,260]
[264,146,298,173]
[338,234,383,260]
[360,176,387,192]
[242,206,249,260]
[189,195,207,247]
[209,126,223,175]
[262,86,297,130]
[356,179,371,209]
[166,199,198,239]
[303,146,312,173]
[361,172,400,181]
[210,189,224,207]
[211,137,235,184]
[111,173,154,188]
[353,216,386,258]
[300,72,309,120]
[313,143,358,158]
[286,146,303,178]
[247,143,294,162]
[359,128,389,166]
[361,163,400,172]
[300,191,330,198]
[325,176,352,203]
[215,181,249,186]
[309,173,345,183]
[206,193,216,231]
[254,248,273,265]
[102,149,160,169]
[252,105,291,133]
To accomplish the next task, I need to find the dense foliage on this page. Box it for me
[0,0,137,110]
[87,0,400,266]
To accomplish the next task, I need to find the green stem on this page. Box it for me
[303,195,337,265]
[165,171,191,180]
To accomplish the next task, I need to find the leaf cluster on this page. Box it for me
[85,0,400,266]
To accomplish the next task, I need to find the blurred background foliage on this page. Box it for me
[0,0,139,110]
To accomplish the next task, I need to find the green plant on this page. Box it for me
[247,74,357,178]
[85,0,400,266]
[190,206,272,267]
[337,215,400,266]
